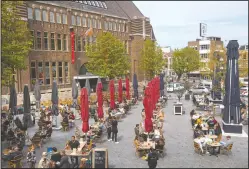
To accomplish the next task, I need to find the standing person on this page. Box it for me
[134,124,140,140]
[38,152,50,168]
[58,150,70,168]
[105,117,112,141]
[111,117,119,144]
[50,147,62,168]
[147,148,158,169]
[27,145,36,168]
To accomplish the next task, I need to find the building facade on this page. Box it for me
[239,43,248,77]
[188,37,224,80]
[161,46,176,78]
[10,1,155,94]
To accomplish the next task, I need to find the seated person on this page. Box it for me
[94,115,99,123]
[155,138,165,150]
[62,115,69,124]
[50,147,62,165]
[69,112,75,121]
[2,146,22,161]
[207,117,216,135]
[134,124,140,139]
[220,136,233,148]
[7,128,15,138]
[65,141,71,150]
[69,136,80,150]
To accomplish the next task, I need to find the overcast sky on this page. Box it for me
[133,1,248,49]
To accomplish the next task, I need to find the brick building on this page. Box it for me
[10,1,156,94]
[188,37,224,80]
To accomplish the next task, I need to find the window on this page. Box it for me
[77,36,81,51]
[102,2,107,8]
[28,7,33,19]
[56,13,61,23]
[58,62,63,84]
[104,21,108,30]
[113,22,117,31]
[44,32,48,50]
[38,62,44,85]
[50,12,55,23]
[98,20,101,29]
[42,10,48,21]
[108,22,112,30]
[82,37,86,51]
[121,23,124,32]
[63,34,67,51]
[71,15,76,25]
[117,23,120,31]
[91,1,96,6]
[125,24,128,32]
[30,31,35,49]
[92,19,96,28]
[57,34,62,51]
[52,62,56,81]
[30,62,36,85]
[45,62,50,85]
[200,53,208,59]
[87,1,91,5]
[50,33,55,50]
[65,62,70,83]
[77,16,81,26]
[95,1,100,7]
[83,1,87,5]
[87,18,91,27]
[99,1,103,8]
[200,45,210,50]
[36,31,41,50]
[62,14,67,24]
[82,17,87,27]
[35,9,41,21]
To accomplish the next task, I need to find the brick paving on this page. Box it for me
[1,94,248,168]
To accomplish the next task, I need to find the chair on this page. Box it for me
[31,136,42,148]
[156,146,165,158]
[193,141,202,154]
[8,154,23,168]
[221,143,233,155]
[61,122,69,131]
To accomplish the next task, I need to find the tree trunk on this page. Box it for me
[177,74,182,81]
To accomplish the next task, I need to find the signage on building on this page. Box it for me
[200,23,207,37]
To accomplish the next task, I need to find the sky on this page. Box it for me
[133,1,248,49]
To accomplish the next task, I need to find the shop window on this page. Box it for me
[52,62,56,81]
[58,62,63,84]
[45,62,50,85]
[38,62,44,85]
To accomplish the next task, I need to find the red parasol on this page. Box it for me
[97,82,103,119]
[81,88,89,133]
[126,77,130,100]
[109,80,115,109]
[118,79,123,103]
[144,87,153,133]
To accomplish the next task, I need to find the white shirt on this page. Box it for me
[192,114,200,120]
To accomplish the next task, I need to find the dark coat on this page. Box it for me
[51,152,61,162]
[111,120,118,133]
[148,151,158,168]
[59,156,70,168]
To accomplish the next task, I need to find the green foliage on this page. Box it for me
[85,32,130,79]
[139,39,165,80]
[172,47,200,81]
[1,1,32,87]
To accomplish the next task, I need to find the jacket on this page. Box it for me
[51,152,61,162]
[59,156,70,168]
[111,120,118,133]
[148,151,158,168]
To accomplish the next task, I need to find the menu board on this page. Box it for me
[92,148,108,168]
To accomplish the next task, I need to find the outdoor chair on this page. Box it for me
[7,154,23,168]
[61,122,69,131]
[156,145,165,158]
[221,143,233,155]
[194,141,202,154]
[31,136,42,148]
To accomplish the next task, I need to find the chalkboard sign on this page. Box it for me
[92,148,108,168]
[175,106,182,113]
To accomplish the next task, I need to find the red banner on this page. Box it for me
[70,31,75,64]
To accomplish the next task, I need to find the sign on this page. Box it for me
[200,23,207,37]
[92,148,108,168]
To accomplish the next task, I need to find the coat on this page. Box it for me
[111,120,118,133]
[148,151,158,168]
[59,156,70,168]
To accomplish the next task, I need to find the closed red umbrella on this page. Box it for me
[97,82,104,119]
[81,88,89,133]
[126,77,130,100]
[118,79,123,103]
[109,80,115,109]
[144,87,153,133]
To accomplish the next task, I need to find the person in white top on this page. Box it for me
[38,152,50,168]
[195,136,212,154]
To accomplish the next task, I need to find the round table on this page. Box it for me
[208,142,221,156]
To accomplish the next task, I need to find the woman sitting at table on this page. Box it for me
[155,138,165,150]
[79,158,88,168]
[214,123,222,142]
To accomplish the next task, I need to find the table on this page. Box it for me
[208,142,221,156]
[138,141,156,150]
[206,135,217,141]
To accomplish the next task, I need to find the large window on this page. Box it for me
[121,23,124,32]
[28,7,33,19]
[30,62,36,85]
[65,62,70,83]
[200,53,208,59]
[77,16,81,26]
[77,36,81,51]
[71,15,76,25]
[58,62,63,84]
[117,23,120,31]
[63,34,67,51]
[45,62,50,85]
[50,12,55,23]
[44,32,48,50]
[92,19,96,28]
[30,31,35,49]
[88,18,92,27]
[56,13,61,23]
[113,22,117,31]
[52,62,56,81]
[35,9,41,21]
[82,17,87,27]
[36,31,41,50]
[57,34,62,51]
[82,37,86,51]
[108,22,112,30]
[62,14,67,24]
[38,62,44,85]
[104,21,108,30]
[200,45,210,50]
[98,20,101,29]
[50,33,55,50]
[42,10,48,22]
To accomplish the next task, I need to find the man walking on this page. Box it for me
[147,148,158,169]
[111,117,119,144]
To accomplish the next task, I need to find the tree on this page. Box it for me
[139,39,166,80]
[85,32,130,79]
[239,50,248,77]
[1,1,32,87]
[172,47,200,81]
